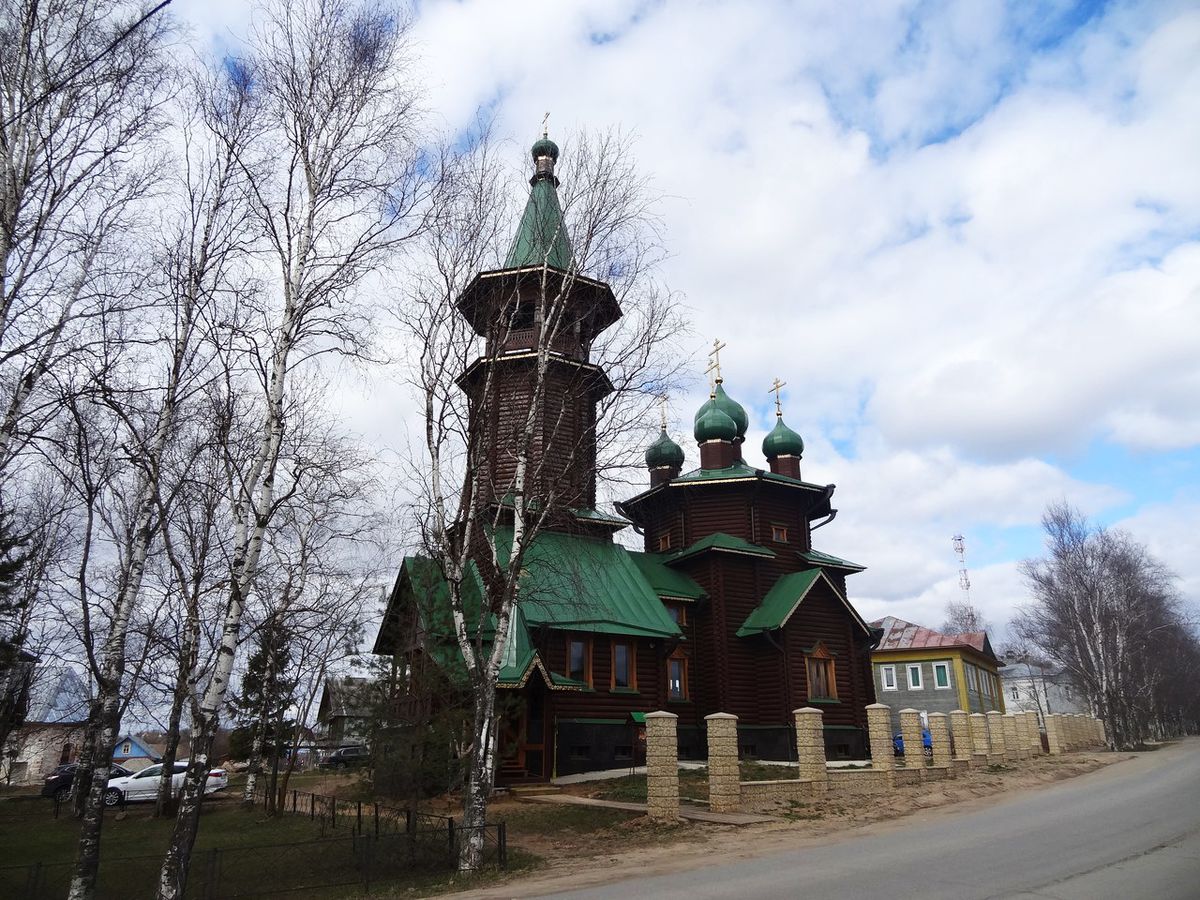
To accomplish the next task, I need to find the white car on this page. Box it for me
[103,761,229,807]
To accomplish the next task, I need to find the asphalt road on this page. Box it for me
[543,739,1200,899]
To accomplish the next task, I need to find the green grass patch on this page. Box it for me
[0,794,521,898]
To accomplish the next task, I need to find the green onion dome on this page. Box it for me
[762,417,805,458]
[645,428,685,469]
[531,136,560,161]
[694,405,737,443]
[693,383,748,438]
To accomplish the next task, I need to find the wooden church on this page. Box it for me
[374,134,878,782]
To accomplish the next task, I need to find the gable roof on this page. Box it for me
[798,549,866,573]
[494,529,681,638]
[667,532,776,566]
[25,667,90,725]
[627,551,706,602]
[112,733,160,761]
[737,568,872,638]
[870,616,998,662]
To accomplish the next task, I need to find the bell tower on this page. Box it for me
[455,135,623,524]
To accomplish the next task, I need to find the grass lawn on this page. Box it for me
[0,792,529,898]
[593,760,796,804]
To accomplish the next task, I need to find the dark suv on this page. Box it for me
[41,763,133,801]
[319,746,369,769]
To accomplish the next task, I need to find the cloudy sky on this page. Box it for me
[177,0,1200,640]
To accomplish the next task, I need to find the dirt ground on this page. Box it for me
[451,751,1125,899]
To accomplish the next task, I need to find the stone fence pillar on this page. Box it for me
[645,711,679,821]
[1024,710,1041,755]
[866,704,895,777]
[899,708,924,770]
[1014,712,1031,761]
[949,710,971,761]
[986,710,1007,761]
[705,713,740,813]
[969,713,990,765]
[1045,714,1064,755]
[794,707,828,787]
[1002,713,1021,762]
[928,712,952,770]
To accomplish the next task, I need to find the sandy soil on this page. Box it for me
[455,751,1125,899]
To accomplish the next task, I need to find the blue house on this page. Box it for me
[112,733,161,772]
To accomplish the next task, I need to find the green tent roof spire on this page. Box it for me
[504,134,573,270]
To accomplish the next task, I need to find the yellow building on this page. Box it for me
[869,616,1005,727]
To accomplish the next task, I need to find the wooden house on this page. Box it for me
[374,134,878,782]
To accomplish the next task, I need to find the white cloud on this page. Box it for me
[172,0,1200,630]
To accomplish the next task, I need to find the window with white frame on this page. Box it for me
[1011,685,1020,700]
[907,663,923,690]
[933,662,951,690]
[880,665,897,691]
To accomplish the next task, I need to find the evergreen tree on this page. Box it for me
[0,500,32,757]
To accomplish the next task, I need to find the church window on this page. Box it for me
[934,662,951,689]
[667,649,689,701]
[771,524,788,543]
[805,643,837,700]
[567,637,591,687]
[664,602,687,625]
[658,534,672,552]
[880,665,897,691]
[611,641,636,690]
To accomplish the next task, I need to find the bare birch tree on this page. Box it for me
[1015,501,1199,749]
[155,2,429,894]
[396,127,686,870]
[0,0,171,475]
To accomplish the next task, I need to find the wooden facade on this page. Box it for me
[374,135,878,782]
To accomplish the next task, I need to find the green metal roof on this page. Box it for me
[505,171,573,269]
[628,551,706,601]
[494,529,682,638]
[571,506,630,527]
[798,549,867,573]
[736,568,872,638]
[668,532,776,566]
[666,461,823,491]
[398,557,545,688]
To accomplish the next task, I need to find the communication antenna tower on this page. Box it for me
[952,534,971,602]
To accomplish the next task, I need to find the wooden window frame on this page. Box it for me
[805,642,838,700]
[566,636,592,688]
[658,533,672,552]
[610,639,637,691]
[770,524,788,543]
[664,602,687,626]
[880,664,897,691]
[667,648,689,702]
[933,661,951,690]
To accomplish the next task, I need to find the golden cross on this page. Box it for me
[705,338,726,392]
[542,111,550,138]
[768,378,788,417]
[658,394,668,430]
